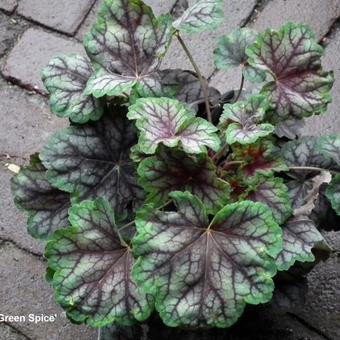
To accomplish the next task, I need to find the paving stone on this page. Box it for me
[76,0,101,42]
[303,28,340,136]
[0,0,17,13]
[0,323,27,340]
[161,0,257,77]
[0,242,97,340]
[0,165,44,255]
[251,0,340,39]
[0,12,29,59]
[17,0,96,35]
[1,27,85,93]
[295,235,340,339]
[0,78,68,158]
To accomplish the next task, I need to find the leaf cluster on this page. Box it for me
[11,0,339,337]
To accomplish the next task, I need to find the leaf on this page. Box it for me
[11,155,70,240]
[236,141,288,178]
[128,97,220,154]
[84,0,172,98]
[219,95,274,145]
[315,135,340,165]
[275,119,305,139]
[40,108,143,213]
[281,137,337,180]
[281,137,339,209]
[214,28,265,82]
[247,23,334,121]
[138,147,230,213]
[42,54,103,124]
[173,0,224,34]
[275,216,325,271]
[160,69,220,105]
[286,179,314,209]
[247,177,293,224]
[133,191,282,328]
[46,198,152,327]
[325,174,340,215]
[171,0,189,18]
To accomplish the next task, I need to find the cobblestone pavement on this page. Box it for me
[0,0,340,339]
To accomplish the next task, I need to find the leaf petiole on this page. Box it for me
[233,73,245,103]
[212,142,228,163]
[289,166,340,174]
[175,31,212,122]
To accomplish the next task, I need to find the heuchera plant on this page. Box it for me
[11,0,340,337]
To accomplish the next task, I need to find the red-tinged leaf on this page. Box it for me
[235,141,288,178]
[247,23,334,122]
[138,147,230,213]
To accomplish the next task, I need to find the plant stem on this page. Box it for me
[119,220,135,231]
[159,200,172,210]
[212,143,228,163]
[223,160,244,168]
[176,31,212,123]
[233,73,245,103]
[289,166,340,174]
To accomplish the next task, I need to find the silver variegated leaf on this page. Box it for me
[42,54,103,123]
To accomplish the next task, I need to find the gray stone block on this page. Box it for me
[296,232,340,339]
[0,242,97,340]
[76,0,102,42]
[1,28,85,93]
[251,0,340,39]
[0,0,17,13]
[17,0,96,35]
[0,12,29,59]
[0,78,68,158]
[0,323,27,340]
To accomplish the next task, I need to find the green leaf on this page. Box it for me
[42,54,103,124]
[133,191,282,328]
[219,95,274,145]
[84,0,172,98]
[247,23,334,121]
[138,147,230,213]
[247,177,293,224]
[128,97,220,154]
[46,198,152,328]
[286,179,314,210]
[315,135,340,165]
[276,216,326,271]
[173,0,224,34]
[40,108,143,213]
[214,28,265,82]
[325,174,340,215]
[275,119,305,139]
[11,155,70,240]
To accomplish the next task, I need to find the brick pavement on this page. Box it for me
[0,0,339,339]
